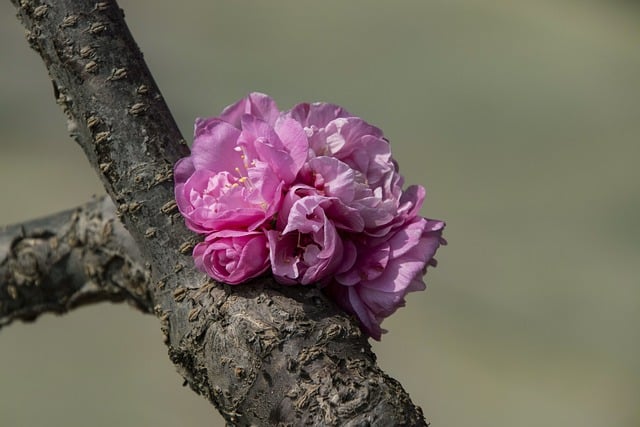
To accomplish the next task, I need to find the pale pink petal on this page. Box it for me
[219,92,279,127]
[191,120,244,173]
[287,102,351,129]
[307,156,356,201]
[267,231,300,284]
[274,117,309,176]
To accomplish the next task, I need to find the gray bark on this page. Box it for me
[0,197,151,329]
[6,0,429,425]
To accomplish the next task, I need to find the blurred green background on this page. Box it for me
[1,1,639,426]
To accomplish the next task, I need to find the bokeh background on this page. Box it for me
[1,1,639,426]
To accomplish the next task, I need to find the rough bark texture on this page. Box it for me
[0,197,151,329]
[7,1,429,425]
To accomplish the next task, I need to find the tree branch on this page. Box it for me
[9,1,429,425]
[0,196,151,330]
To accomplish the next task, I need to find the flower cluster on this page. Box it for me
[174,93,445,339]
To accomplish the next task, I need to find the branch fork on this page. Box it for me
[3,0,429,425]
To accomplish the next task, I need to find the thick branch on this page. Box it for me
[0,197,151,330]
[10,1,429,425]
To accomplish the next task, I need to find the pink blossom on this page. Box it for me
[326,217,446,340]
[175,93,446,339]
[193,230,270,285]
[286,102,387,181]
[267,192,359,285]
[286,102,418,237]
[174,93,309,234]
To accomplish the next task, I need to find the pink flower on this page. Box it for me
[174,93,446,339]
[193,230,270,285]
[266,155,374,285]
[174,93,309,234]
[267,192,359,285]
[286,102,388,183]
[286,102,418,237]
[326,217,446,340]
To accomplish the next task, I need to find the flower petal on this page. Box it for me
[219,92,279,127]
[191,119,244,173]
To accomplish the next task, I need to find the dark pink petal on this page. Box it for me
[336,239,358,275]
[300,218,343,284]
[194,116,220,138]
[174,157,195,184]
[348,287,383,340]
[194,230,269,285]
[335,240,391,287]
